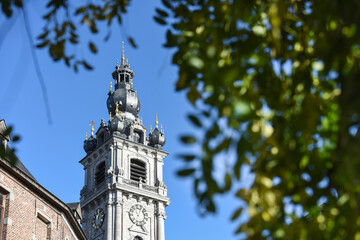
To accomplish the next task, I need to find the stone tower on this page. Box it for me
[80,43,169,240]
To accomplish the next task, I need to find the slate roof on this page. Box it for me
[4,146,37,182]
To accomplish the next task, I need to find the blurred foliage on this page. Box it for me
[0,126,20,167]
[155,0,360,239]
[0,0,135,72]
[3,0,360,238]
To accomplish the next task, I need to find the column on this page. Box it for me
[115,191,122,239]
[157,201,166,240]
[106,192,113,240]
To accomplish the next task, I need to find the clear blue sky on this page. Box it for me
[0,1,242,239]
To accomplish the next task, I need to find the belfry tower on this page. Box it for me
[80,43,169,240]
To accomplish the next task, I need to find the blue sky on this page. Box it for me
[0,1,242,239]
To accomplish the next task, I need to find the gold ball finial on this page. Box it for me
[150,125,152,132]
[130,79,133,88]
[110,81,113,91]
[89,121,95,136]
[155,113,159,127]
[85,132,88,140]
[116,59,119,66]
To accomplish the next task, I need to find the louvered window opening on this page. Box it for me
[95,162,105,185]
[130,159,146,183]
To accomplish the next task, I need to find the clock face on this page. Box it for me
[92,208,105,229]
[129,204,148,226]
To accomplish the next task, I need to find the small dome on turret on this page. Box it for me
[83,122,98,154]
[149,115,166,149]
[83,135,97,153]
[109,109,126,134]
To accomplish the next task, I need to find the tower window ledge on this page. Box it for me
[122,178,158,193]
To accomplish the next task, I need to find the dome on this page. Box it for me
[149,127,166,149]
[107,83,141,117]
[83,135,97,153]
[109,115,125,133]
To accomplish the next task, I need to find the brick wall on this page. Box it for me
[0,168,80,240]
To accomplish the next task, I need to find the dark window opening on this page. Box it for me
[134,237,143,240]
[133,130,143,144]
[95,162,106,185]
[120,74,124,82]
[130,159,146,183]
[126,75,130,83]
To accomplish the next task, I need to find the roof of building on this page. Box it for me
[3,146,37,182]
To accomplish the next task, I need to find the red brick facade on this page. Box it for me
[0,159,86,240]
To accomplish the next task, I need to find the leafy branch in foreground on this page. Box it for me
[157,0,360,238]
[1,0,137,72]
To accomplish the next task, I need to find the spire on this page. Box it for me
[90,121,95,136]
[121,41,125,65]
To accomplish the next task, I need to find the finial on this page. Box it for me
[155,114,159,128]
[140,117,143,124]
[90,121,95,136]
[150,125,152,132]
[161,124,164,133]
[110,81,112,91]
[85,132,88,140]
[109,111,112,121]
[130,79,133,88]
[126,58,128,65]
[121,41,125,65]
[116,59,119,66]
[115,102,119,115]
[122,115,125,121]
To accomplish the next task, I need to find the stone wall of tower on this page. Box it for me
[80,135,169,240]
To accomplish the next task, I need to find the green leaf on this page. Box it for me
[89,42,97,53]
[128,37,137,48]
[161,0,172,9]
[82,61,93,70]
[75,6,87,15]
[180,135,196,144]
[156,8,169,17]
[188,114,202,127]
[231,207,243,221]
[177,168,195,176]
[224,173,232,191]
[153,16,167,25]
[37,30,49,40]
[186,85,201,105]
[214,138,232,153]
[177,154,196,162]
[36,40,50,48]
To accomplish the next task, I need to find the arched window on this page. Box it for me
[133,236,143,240]
[130,159,146,183]
[95,162,105,185]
